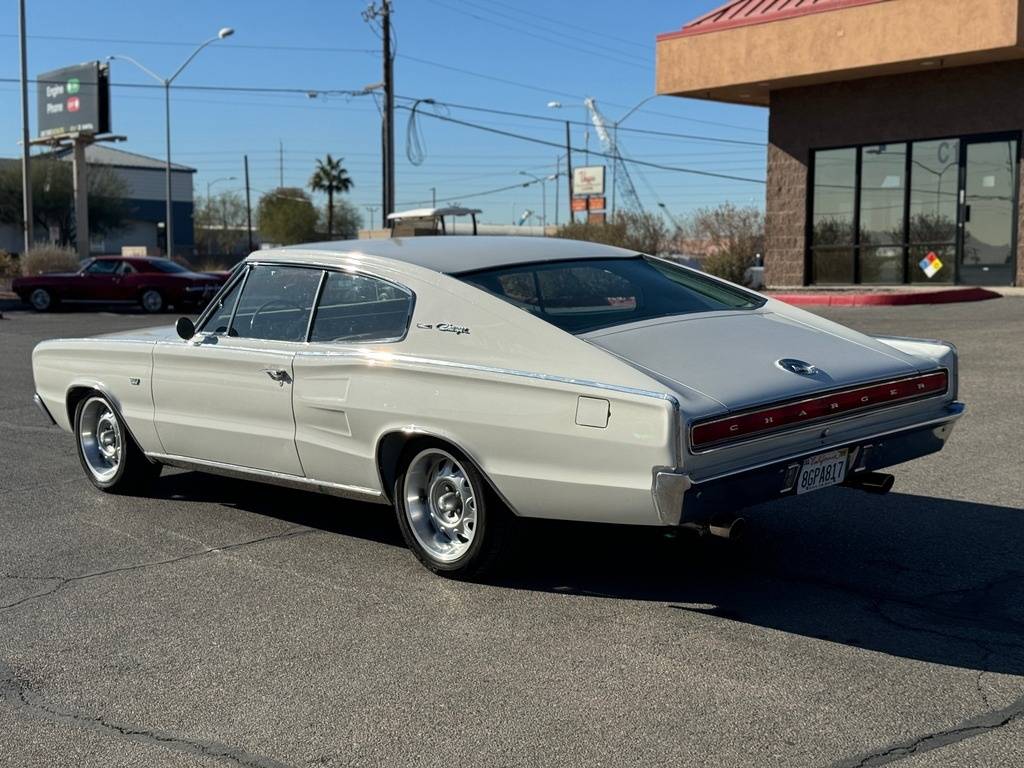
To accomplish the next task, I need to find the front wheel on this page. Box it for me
[74,394,161,492]
[394,444,515,578]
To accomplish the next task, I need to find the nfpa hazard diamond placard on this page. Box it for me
[919,251,944,278]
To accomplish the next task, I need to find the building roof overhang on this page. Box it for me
[656,0,1024,106]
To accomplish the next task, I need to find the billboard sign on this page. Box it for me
[570,197,588,212]
[37,62,110,139]
[573,165,605,196]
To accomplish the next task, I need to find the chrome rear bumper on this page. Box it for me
[654,402,965,526]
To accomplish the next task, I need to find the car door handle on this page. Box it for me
[261,368,292,385]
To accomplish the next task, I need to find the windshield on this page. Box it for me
[148,259,190,274]
[458,256,764,334]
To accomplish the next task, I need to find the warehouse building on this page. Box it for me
[0,145,194,256]
[657,0,1024,287]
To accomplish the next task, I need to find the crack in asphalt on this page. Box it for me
[0,527,319,613]
[829,692,1024,767]
[0,660,295,768]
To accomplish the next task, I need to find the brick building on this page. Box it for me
[656,0,1024,287]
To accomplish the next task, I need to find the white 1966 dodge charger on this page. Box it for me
[31,237,964,576]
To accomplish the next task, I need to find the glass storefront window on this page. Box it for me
[860,144,905,247]
[909,139,959,246]
[811,148,856,246]
[860,246,904,284]
[812,248,855,284]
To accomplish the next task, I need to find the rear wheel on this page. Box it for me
[140,289,164,313]
[29,288,54,312]
[74,394,160,492]
[394,443,514,578]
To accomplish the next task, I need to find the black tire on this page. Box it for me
[393,440,515,579]
[28,287,55,312]
[74,393,161,493]
[140,289,164,313]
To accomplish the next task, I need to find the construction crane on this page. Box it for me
[584,97,644,214]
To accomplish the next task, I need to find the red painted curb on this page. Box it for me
[768,287,1002,307]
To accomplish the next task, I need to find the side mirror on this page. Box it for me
[175,316,195,340]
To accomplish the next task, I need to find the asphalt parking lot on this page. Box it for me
[1,298,1022,768]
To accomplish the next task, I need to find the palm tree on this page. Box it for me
[308,154,354,238]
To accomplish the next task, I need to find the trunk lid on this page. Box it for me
[583,310,927,413]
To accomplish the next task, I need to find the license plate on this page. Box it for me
[796,448,848,495]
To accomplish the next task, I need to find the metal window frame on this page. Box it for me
[807,130,1023,286]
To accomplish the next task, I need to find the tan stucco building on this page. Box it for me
[657,0,1024,287]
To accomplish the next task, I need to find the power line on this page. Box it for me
[423,0,650,71]
[399,108,766,184]
[476,0,652,53]
[418,98,766,147]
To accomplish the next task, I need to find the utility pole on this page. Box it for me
[430,187,436,207]
[244,154,253,252]
[363,2,395,222]
[18,0,32,253]
[71,139,90,260]
[382,0,395,221]
[278,139,284,187]
[564,121,574,223]
[364,205,379,230]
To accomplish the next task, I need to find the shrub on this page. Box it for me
[21,245,80,276]
[0,250,18,279]
[679,203,764,285]
[553,211,670,255]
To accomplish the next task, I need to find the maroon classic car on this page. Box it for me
[12,256,228,313]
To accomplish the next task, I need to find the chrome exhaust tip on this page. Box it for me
[708,516,747,541]
[844,471,895,495]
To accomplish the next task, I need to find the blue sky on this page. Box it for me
[1,0,768,228]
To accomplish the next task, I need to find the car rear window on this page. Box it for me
[458,256,764,334]
[147,259,189,274]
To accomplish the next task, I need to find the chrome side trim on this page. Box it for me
[692,402,965,486]
[33,393,56,425]
[146,452,387,504]
[294,347,681,407]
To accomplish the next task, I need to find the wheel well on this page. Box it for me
[375,431,516,514]
[376,432,443,502]
[66,385,98,426]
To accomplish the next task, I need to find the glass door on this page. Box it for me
[958,138,1019,285]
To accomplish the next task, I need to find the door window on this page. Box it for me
[229,265,322,342]
[200,276,244,335]
[309,271,413,343]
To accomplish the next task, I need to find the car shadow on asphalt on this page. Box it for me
[152,471,1024,676]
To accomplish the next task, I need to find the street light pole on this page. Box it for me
[519,172,557,229]
[18,0,32,253]
[109,27,234,258]
[611,95,660,216]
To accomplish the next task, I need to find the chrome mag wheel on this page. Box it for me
[78,396,122,482]
[403,448,478,563]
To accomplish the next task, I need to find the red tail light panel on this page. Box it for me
[690,370,948,452]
